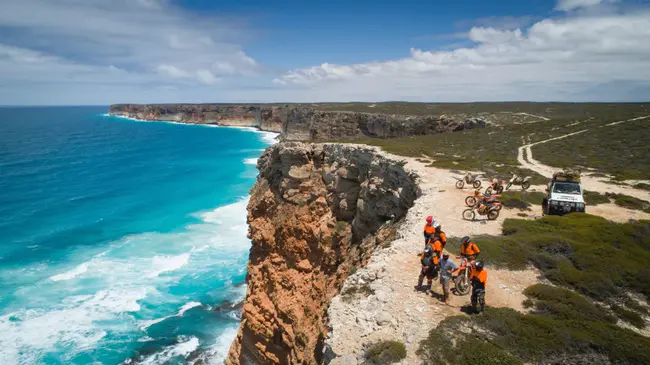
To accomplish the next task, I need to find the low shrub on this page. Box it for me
[583,190,610,206]
[365,340,407,364]
[523,284,616,323]
[634,183,650,191]
[608,193,650,212]
[611,304,646,329]
[500,191,545,210]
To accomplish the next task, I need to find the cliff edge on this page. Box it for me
[226,142,420,365]
[108,104,487,141]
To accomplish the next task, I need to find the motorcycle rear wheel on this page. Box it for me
[496,186,504,194]
[522,181,531,190]
[488,209,500,220]
[462,209,475,221]
[485,187,493,195]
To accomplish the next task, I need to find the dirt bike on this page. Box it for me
[462,202,500,221]
[506,174,531,190]
[453,257,475,296]
[455,173,482,189]
[485,178,506,195]
[465,192,502,211]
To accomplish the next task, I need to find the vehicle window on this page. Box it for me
[553,182,581,194]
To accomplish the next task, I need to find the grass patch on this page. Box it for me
[608,193,650,213]
[634,183,650,191]
[611,304,646,329]
[447,215,650,302]
[334,221,349,233]
[517,213,528,217]
[583,190,610,206]
[418,306,650,365]
[500,191,545,210]
[531,117,650,180]
[624,297,649,315]
[341,283,374,303]
[365,340,406,364]
[523,284,616,323]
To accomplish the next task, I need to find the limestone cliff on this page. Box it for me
[226,142,420,365]
[108,104,487,141]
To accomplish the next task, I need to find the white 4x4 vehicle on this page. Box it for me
[542,171,586,216]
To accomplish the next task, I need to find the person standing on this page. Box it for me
[470,260,487,314]
[417,246,437,290]
[439,253,458,304]
[423,216,436,245]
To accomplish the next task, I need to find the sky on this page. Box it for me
[1,0,649,104]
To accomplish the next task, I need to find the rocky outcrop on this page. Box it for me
[108,104,487,141]
[226,142,420,365]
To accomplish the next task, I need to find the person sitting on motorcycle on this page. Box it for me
[470,260,487,314]
[423,216,436,245]
[417,246,438,291]
[457,236,480,261]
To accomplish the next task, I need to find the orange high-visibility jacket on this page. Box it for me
[470,268,487,286]
[461,242,480,256]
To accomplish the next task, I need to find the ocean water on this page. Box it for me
[0,107,275,364]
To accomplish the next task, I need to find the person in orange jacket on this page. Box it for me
[470,260,487,313]
[458,236,480,261]
[433,221,447,249]
[423,216,436,245]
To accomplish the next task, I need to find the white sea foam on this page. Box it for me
[0,288,149,364]
[178,301,202,316]
[2,194,252,364]
[243,158,258,165]
[134,336,200,365]
[193,326,239,365]
[50,263,89,282]
[147,253,190,278]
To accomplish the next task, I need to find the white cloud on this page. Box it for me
[555,0,619,12]
[0,0,258,91]
[273,9,650,102]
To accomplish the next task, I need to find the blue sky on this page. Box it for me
[0,0,649,104]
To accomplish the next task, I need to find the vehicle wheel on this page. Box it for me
[506,182,512,190]
[522,181,531,190]
[494,204,503,211]
[473,180,482,189]
[485,187,493,195]
[488,209,500,220]
[455,180,464,189]
[462,209,475,221]
[465,196,477,206]
[496,186,504,194]
[454,274,471,296]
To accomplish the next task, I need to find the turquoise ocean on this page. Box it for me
[0,107,275,364]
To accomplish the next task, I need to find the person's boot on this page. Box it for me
[417,275,424,290]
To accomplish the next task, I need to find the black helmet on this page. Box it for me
[424,246,432,256]
[461,236,471,245]
[475,261,484,270]
[442,253,450,259]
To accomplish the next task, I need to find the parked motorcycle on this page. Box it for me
[506,174,531,190]
[465,191,502,211]
[485,178,506,195]
[462,202,500,221]
[455,173,482,189]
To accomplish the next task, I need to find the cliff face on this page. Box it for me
[226,142,420,365]
[108,104,487,141]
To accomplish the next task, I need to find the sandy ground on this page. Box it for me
[326,144,650,364]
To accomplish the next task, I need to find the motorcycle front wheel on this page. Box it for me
[473,180,482,189]
[462,209,475,221]
[465,196,477,206]
[488,209,500,220]
[505,182,512,190]
[455,274,471,296]
[455,180,464,189]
